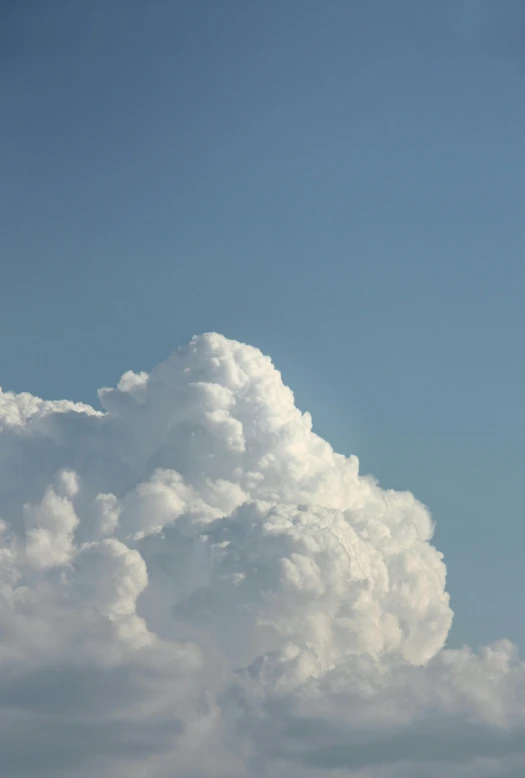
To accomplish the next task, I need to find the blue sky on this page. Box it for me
[2,0,525,654]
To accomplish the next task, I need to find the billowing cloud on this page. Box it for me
[0,333,523,777]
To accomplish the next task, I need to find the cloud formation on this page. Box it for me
[0,333,523,777]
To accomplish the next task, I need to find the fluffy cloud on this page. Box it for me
[0,333,523,777]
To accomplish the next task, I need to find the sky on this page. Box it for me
[1,2,525,775]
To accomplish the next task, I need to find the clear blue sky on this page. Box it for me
[1,0,524,650]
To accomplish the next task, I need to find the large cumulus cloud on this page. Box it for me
[0,333,523,777]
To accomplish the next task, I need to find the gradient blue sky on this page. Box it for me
[1,0,524,651]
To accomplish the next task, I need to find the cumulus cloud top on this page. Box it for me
[0,333,522,777]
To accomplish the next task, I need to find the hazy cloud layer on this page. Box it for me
[0,333,523,776]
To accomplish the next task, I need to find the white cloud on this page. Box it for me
[0,333,523,776]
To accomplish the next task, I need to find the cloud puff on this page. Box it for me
[0,333,524,777]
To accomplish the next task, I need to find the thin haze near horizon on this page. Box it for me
[1,2,525,777]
